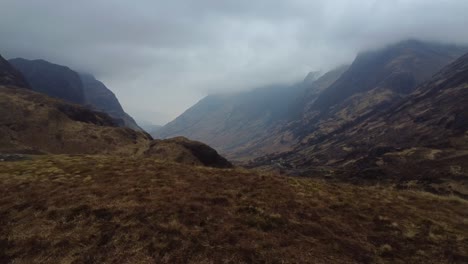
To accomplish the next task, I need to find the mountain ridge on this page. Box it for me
[9,58,143,131]
[251,51,468,197]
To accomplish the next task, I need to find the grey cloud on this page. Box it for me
[1,0,467,124]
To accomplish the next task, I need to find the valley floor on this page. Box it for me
[0,155,467,263]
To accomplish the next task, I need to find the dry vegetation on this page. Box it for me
[0,86,152,156]
[1,155,467,263]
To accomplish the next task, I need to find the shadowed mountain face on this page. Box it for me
[9,58,142,131]
[155,67,348,160]
[0,56,232,168]
[79,73,142,131]
[0,55,30,88]
[9,58,85,104]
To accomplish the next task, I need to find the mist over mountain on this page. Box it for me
[155,67,347,159]
[158,40,467,161]
[311,40,467,111]
[2,1,468,123]
[251,50,468,197]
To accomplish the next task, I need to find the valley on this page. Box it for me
[0,10,467,262]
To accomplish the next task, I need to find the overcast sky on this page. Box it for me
[1,0,468,125]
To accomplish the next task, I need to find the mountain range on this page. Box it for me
[0,54,231,168]
[156,40,467,163]
[1,39,468,263]
[252,51,468,193]
[156,40,468,196]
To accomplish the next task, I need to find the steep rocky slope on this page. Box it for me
[156,68,347,159]
[287,40,467,144]
[312,40,465,111]
[252,52,468,196]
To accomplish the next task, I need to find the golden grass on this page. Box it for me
[0,155,467,263]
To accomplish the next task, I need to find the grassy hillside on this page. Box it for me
[1,155,466,263]
[0,86,151,155]
[0,85,231,168]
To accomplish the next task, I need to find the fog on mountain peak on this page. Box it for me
[1,0,467,125]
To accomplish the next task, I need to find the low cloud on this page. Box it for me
[1,0,467,124]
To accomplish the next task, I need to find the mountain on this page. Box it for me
[252,51,468,196]
[9,58,86,104]
[312,40,466,111]
[79,73,142,131]
[9,58,142,131]
[236,40,466,163]
[287,40,467,143]
[155,68,347,160]
[157,41,467,163]
[160,40,467,163]
[0,56,231,168]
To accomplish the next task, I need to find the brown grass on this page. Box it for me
[0,155,467,263]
